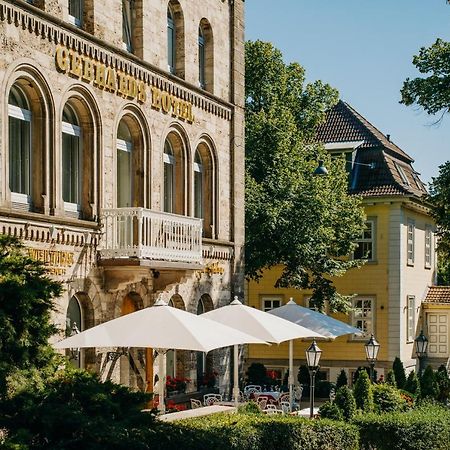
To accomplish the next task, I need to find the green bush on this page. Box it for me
[238,401,261,415]
[353,370,373,412]
[298,365,310,385]
[246,362,268,386]
[373,384,406,413]
[336,369,348,389]
[386,369,396,386]
[393,357,406,389]
[335,386,357,421]
[420,365,439,399]
[319,401,343,421]
[354,404,450,450]
[150,413,359,450]
[435,365,450,403]
[404,370,421,397]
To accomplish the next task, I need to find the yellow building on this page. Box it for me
[247,101,436,383]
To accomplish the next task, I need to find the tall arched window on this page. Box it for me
[117,121,133,207]
[198,18,214,93]
[198,27,205,89]
[8,85,31,204]
[167,4,176,74]
[62,104,82,212]
[167,1,185,78]
[164,140,175,213]
[122,0,135,52]
[194,150,203,219]
[66,296,83,368]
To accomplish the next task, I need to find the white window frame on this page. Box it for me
[407,219,415,266]
[354,219,376,262]
[261,296,282,312]
[8,103,32,205]
[406,295,415,343]
[194,157,203,219]
[68,0,83,27]
[351,297,374,340]
[167,7,176,73]
[62,120,82,212]
[425,225,432,269]
[395,162,410,186]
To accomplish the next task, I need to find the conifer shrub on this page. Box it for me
[386,369,396,386]
[319,401,344,421]
[435,365,450,403]
[353,370,373,412]
[420,365,439,399]
[336,369,348,389]
[404,370,421,397]
[334,386,357,421]
[392,357,406,389]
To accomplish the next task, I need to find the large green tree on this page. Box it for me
[0,235,62,399]
[245,40,366,312]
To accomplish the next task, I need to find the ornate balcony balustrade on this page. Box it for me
[100,208,203,264]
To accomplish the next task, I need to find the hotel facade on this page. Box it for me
[0,0,245,395]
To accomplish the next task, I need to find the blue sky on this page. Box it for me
[245,0,450,185]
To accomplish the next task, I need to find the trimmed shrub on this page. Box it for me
[392,357,406,389]
[298,365,310,386]
[319,401,343,421]
[373,384,406,413]
[435,365,450,403]
[420,365,439,399]
[246,362,268,386]
[336,369,348,389]
[238,401,261,415]
[355,404,450,450]
[150,413,360,450]
[386,369,396,386]
[404,370,421,397]
[353,370,373,412]
[335,386,357,421]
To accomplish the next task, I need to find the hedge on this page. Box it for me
[147,413,359,450]
[354,404,450,450]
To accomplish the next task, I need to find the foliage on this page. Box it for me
[238,401,261,415]
[245,40,366,313]
[319,401,344,421]
[404,370,421,397]
[149,413,360,450]
[0,369,155,450]
[334,386,357,421]
[352,366,375,384]
[385,369,396,387]
[354,404,450,450]
[353,370,374,412]
[336,369,348,389]
[435,365,450,403]
[298,365,310,386]
[0,235,62,400]
[166,375,190,393]
[372,384,407,413]
[199,371,218,388]
[246,362,269,386]
[420,365,439,399]
[392,357,406,389]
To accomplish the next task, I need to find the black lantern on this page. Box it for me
[305,339,322,418]
[313,160,329,176]
[69,322,80,361]
[415,330,428,358]
[364,334,380,382]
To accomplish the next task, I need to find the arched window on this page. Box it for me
[167,5,176,74]
[198,19,214,93]
[122,0,135,52]
[193,150,203,219]
[8,85,31,204]
[62,104,82,212]
[66,296,83,368]
[198,27,205,89]
[117,120,133,207]
[164,140,175,213]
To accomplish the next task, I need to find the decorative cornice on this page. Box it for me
[0,0,232,121]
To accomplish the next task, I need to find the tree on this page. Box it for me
[353,370,374,412]
[334,386,356,420]
[336,369,348,389]
[386,370,396,387]
[0,235,62,400]
[404,370,421,397]
[393,357,407,389]
[420,365,439,399]
[245,40,366,313]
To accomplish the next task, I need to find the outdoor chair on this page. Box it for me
[280,401,291,414]
[203,393,223,406]
[264,405,283,414]
[190,398,202,409]
[243,385,262,400]
[256,397,268,411]
[279,393,290,404]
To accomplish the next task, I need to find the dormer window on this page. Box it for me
[395,162,410,186]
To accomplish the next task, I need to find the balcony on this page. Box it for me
[99,208,203,266]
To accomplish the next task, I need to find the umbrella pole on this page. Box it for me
[289,339,294,411]
[156,349,167,414]
[233,344,239,408]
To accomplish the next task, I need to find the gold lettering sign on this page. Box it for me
[27,248,75,276]
[55,46,195,123]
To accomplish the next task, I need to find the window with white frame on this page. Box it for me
[193,150,203,219]
[395,162,410,186]
[117,121,133,207]
[407,219,415,266]
[354,219,376,261]
[351,297,374,338]
[406,295,415,343]
[62,104,82,211]
[122,0,134,52]
[425,225,432,269]
[68,0,83,27]
[167,5,176,73]
[198,26,205,89]
[261,296,282,312]
[163,140,175,213]
[8,85,32,204]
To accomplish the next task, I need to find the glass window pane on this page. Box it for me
[62,133,80,204]
[117,148,131,207]
[194,170,203,218]
[164,161,174,213]
[9,117,31,195]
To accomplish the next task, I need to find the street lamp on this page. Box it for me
[415,330,428,375]
[364,334,380,382]
[305,339,322,418]
[69,322,80,361]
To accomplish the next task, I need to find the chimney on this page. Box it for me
[386,134,391,142]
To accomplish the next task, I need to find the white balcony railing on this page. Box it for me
[100,208,203,264]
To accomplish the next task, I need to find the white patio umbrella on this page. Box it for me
[203,297,325,408]
[268,298,363,339]
[54,299,267,413]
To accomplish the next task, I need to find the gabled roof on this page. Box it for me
[316,101,427,199]
[424,286,450,304]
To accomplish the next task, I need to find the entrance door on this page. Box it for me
[427,312,449,357]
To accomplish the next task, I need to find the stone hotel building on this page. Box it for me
[0,0,245,394]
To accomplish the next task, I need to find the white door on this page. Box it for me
[427,312,449,357]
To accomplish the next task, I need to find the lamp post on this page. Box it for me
[415,330,428,376]
[69,322,80,361]
[364,334,380,382]
[306,339,322,418]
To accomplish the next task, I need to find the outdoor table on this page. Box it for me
[254,391,281,402]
